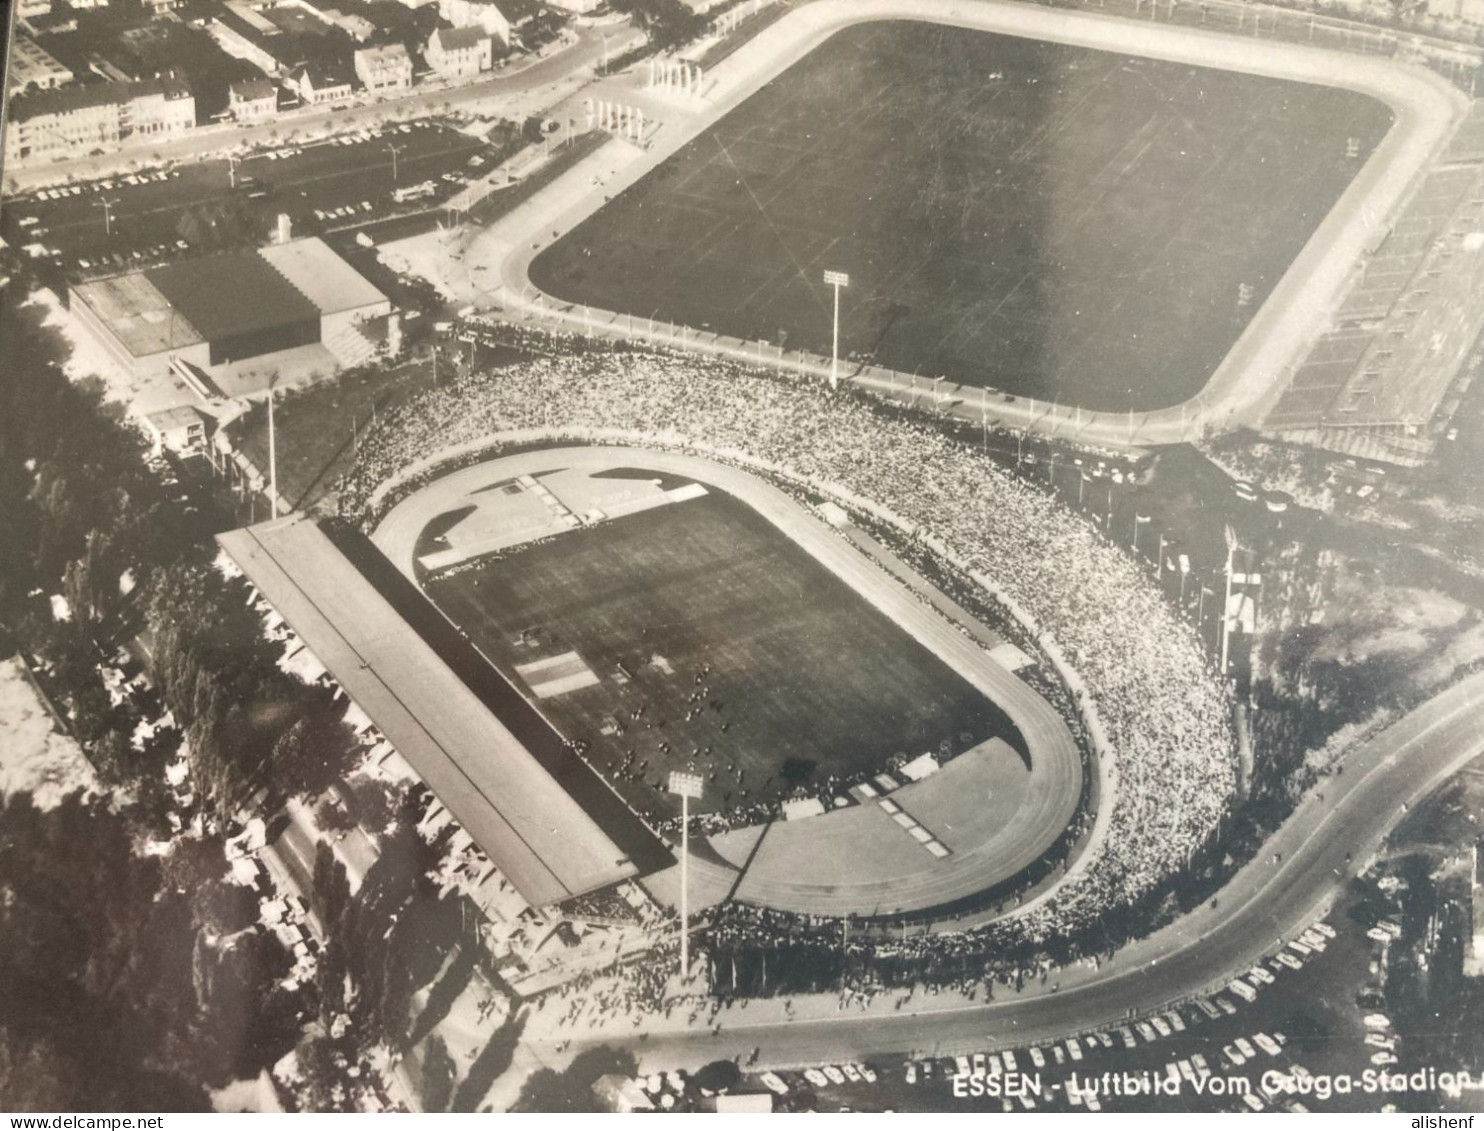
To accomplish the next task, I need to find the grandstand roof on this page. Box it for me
[70,272,204,358]
[217,516,640,907]
[259,237,388,316]
[146,250,321,342]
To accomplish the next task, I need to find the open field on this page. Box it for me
[423,486,1019,822]
[529,19,1391,412]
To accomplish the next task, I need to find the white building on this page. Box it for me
[143,406,209,458]
[8,34,74,95]
[4,78,194,167]
[353,43,413,91]
[123,78,197,139]
[425,26,493,80]
[228,77,278,121]
[290,60,354,104]
[437,0,511,43]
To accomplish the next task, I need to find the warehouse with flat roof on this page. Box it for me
[69,237,391,389]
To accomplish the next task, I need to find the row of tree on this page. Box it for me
[0,271,362,1107]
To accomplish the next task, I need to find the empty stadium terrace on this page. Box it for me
[1263,98,1484,465]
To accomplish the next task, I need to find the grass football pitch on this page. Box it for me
[424,488,1018,821]
[530,19,1392,411]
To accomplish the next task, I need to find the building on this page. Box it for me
[143,405,210,457]
[4,79,195,167]
[207,9,287,75]
[545,0,602,12]
[289,59,354,103]
[228,77,278,120]
[437,0,512,43]
[69,237,391,388]
[125,77,198,138]
[9,35,75,95]
[425,26,492,80]
[216,515,662,907]
[353,43,413,91]
[316,7,377,39]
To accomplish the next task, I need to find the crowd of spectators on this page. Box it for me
[335,332,1236,967]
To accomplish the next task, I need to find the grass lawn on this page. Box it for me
[530,19,1391,411]
[423,487,1017,821]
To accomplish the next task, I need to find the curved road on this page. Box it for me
[534,667,1484,1070]
[373,445,1085,918]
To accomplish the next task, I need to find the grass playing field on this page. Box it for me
[423,487,1018,821]
[529,19,1392,411]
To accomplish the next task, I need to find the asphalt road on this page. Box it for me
[3,122,489,263]
[5,24,630,192]
[534,667,1484,1071]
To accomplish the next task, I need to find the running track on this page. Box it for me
[535,667,1484,1070]
[443,0,1466,448]
[373,446,1086,918]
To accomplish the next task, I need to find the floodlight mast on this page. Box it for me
[824,270,849,390]
[668,771,703,983]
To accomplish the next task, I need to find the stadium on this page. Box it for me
[69,235,390,399]
[218,0,1477,938]
[449,0,1469,456]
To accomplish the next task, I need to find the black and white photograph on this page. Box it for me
[1,0,1483,1116]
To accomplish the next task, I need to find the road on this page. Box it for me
[5,24,635,192]
[531,668,1484,1071]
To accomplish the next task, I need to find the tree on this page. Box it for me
[316,797,359,835]
[420,1035,456,1113]
[511,1046,639,1112]
[273,706,360,800]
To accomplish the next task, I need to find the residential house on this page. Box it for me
[290,59,354,103]
[4,78,194,166]
[437,0,511,44]
[424,25,492,80]
[228,77,278,120]
[353,42,413,91]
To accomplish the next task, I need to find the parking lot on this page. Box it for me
[645,896,1458,1113]
[1,118,509,276]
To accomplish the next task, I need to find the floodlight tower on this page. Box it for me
[386,141,403,184]
[668,771,703,983]
[95,196,120,238]
[823,269,849,390]
[267,372,282,520]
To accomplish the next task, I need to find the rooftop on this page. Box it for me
[258,236,389,316]
[229,77,276,100]
[431,25,489,50]
[146,404,208,431]
[145,249,321,343]
[217,516,647,907]
[70,272,205,358]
